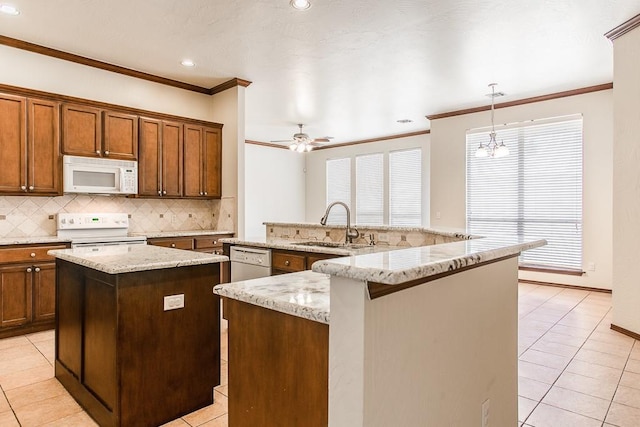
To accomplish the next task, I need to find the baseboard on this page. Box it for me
[611,324,640,341]
[518,279,612,293]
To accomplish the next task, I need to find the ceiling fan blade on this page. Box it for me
[270,139,295,143]
[311,138,332,143]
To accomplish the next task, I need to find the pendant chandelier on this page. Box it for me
[475,83,509,158]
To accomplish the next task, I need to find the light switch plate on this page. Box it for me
[164,294,185,311]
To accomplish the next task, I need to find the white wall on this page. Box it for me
[430,90,613,290]
[244,144,306,238]
[304,134,430,225]
[612,25,640,334]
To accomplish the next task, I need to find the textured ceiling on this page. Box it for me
[1,0,638,145]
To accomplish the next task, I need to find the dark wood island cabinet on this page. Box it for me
[51,245,226,427]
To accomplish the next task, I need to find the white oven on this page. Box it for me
[57,213,147,248]
[63,155,138,195]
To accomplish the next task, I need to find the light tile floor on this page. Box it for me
[0,284,638,426]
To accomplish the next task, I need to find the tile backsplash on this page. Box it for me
[0,195,235,238]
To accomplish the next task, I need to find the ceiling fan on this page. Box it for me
[271,124,333,152]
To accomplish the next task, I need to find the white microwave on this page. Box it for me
[63,155,138,195]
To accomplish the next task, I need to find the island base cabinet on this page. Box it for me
[225,298,328,427]
[55,260,221,427]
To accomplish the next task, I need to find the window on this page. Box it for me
[466,116,583,270]
[356,154,384,225]
[325,157,351,224]
[390,149,422,226]
[326,148,422,226]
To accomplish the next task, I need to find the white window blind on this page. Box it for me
[356,153,384,225]
[466,116,583,270]
[390,148,422,226]
[326,157,351,224]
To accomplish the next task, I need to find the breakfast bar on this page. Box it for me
[214,235,545,427]
[49,244,228,427]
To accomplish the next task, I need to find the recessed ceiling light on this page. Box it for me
[0,4,20,15]
[290,0,311,10]
[397,119,413,123]
[181,59,196,67]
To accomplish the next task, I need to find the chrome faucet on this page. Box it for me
[320,201,359,244]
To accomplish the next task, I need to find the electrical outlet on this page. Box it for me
[588,262,596,271]
[436,211,441,219]
[171,214,177,224]
[164,294,184,311]
[378,233,388,242]
[482,399,490,427]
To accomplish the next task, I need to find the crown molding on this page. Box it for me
[426,83,613,121]
[0,34,251,95]
[605,13,640,41]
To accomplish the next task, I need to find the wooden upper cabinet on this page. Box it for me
[0,94,27,193]
[28,99,61,195]
[138,118,162,196]
[103,111,138,160]
[139,118,182,197]
[183,125,222,199]
[183,125,204,197]
[162,121,183,197]
[203,127,222,198]
[62,104,101,157]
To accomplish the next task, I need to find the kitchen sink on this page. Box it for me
[292,241,370,249]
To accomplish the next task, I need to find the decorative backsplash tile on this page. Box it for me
[0,195,236,238]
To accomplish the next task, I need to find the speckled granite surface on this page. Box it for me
[49,244,228,275]
[134,230,234,238]
[214,270,330,324]
[312,236,546,285]
[219,237,386,256]
[0,236,72,246]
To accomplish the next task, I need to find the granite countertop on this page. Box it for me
[49,244,228,275]
[133,230,234,239]
[263,222,477,239]
[0,236,72,246]
[214,270,330,324]
[219,236,391,256]
[312,236,547,285]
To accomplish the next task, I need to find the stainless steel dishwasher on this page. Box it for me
[230,246,272,281]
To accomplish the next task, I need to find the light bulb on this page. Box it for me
[0,4,19,15]
[289,143,297,151]
[305,144,313,152]
[290,0,311,10]
[495,143,509,158]
[296,143,306,153]
[475,146,488,158]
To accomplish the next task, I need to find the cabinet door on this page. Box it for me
[203,127,222,198]
[62,104,102,157]
[183,125,204,197]
[28,99,61,195]
[0,94,27,194]
[103,111,138,160]
[162,121,183,197]
[0,264,32,329]
[33,262,56,323]
[138,117,162,196]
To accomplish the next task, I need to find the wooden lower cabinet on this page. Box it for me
[56,260,221,427]
[226,298,328,426]
[271,249,339,275]
[0,244,67,338]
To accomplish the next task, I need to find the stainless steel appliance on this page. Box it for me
[230,246,271,281]
[57,212,146,249]
[63,155,138,195]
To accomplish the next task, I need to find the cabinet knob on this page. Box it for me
[21,185,27,191]
[163,190,167,195]
[30,252,36,258]
[213,240,217,245]
[284,260,290,266]
[171,243,176,248]
[158,190,162,195]
[199,192,203,196]
[35,267,40,273]
[28,185,34,191]
[204,192,208,196]
[104,150,110,156]
[26,267,32,273]
[96,150,101,155]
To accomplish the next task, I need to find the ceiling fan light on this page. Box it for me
[305,144,313,152]
[475,145,488,158]
[289,143,297,151]
[296,143,306,153]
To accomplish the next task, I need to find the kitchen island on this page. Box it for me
[49,244,228,427]
[214,235,545,427]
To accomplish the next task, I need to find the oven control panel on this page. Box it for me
[57,213,129,230]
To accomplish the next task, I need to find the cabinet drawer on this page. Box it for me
[0,245,68,264]
[194,234,233,249]
[148,238,194,250]
[272,251,306,272]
